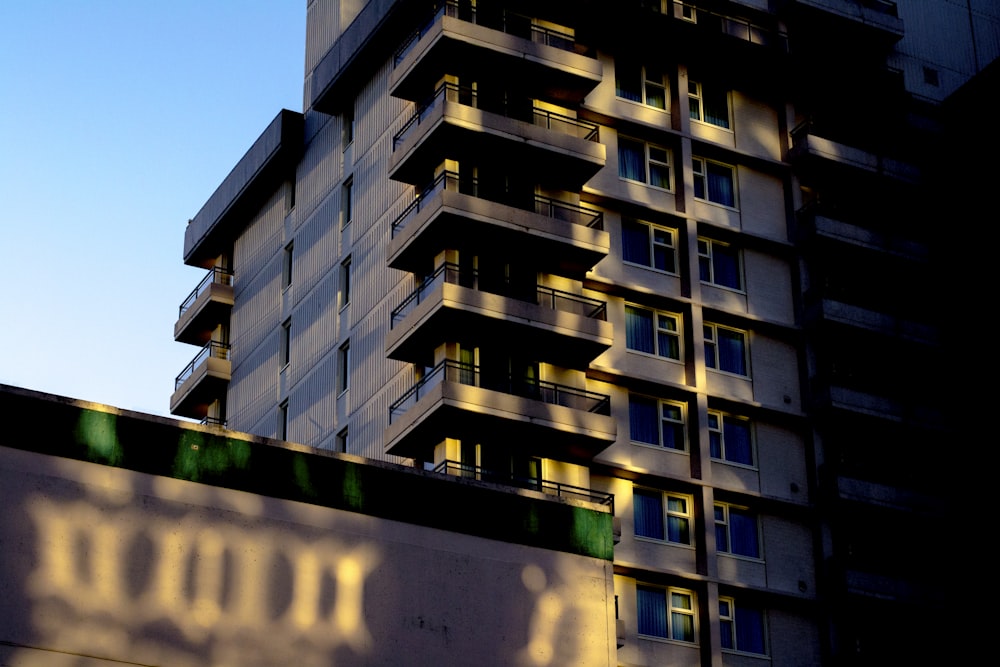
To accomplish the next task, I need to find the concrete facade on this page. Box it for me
[167,1,999,664]
[0,385,617,666]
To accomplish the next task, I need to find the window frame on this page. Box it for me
[692,156,737,208]
[622,218,678,274]
[625,304,682,361]
[704,322,749,377]
[619,136,672,190]
[278,399,289,440]
[708,410,755,467]
[340,255,352,310]
[341,175,354,228]
[281,242,294,290]
[719,596,767,655]
[636,585,697,643]
[688,80,731,129]
[628,394,687,451]
[279,318,291,368]
[697,237,743,292]
[615,61,669,111]
[714,502,761,560]
[338,340,351,395]
[633,486,693,545]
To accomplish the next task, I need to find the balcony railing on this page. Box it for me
[394,0,586,66]
[389,360,611,422]
[200,415,227,427]
[390,170,603,237]
[432,460,615,510]
[672,2,788,52]
[391,262,607,327]
[392,81,599,150]
[175,341,231,390]
[178,267,234,317]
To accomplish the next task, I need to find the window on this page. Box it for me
[622,219,676,273]
[278,400,289,440]
[692,157,736,208]
[336,427,349,453]
[715,503,760,558]
[633,487,691,544]
[342,176,354,227]
[688,81,730,129]
[698,238,742,291]
[279,318,291,367]
[625,306,680,360]
[616,61,667,110]
[719,597,766,654]
[340,256,352,309]
[282,242,294,289]
[338,341,351,394]
[342,105,354,150]
[637,586,696,642]
[708,411,753,466]
[704,323,748,376]
[629,395,685,450]
[619,137,671,189]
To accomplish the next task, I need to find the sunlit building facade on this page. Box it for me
[170,1,998,664]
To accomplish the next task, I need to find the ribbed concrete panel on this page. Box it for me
[289,270,339,387]
[355,60,409,159]
[227,188,286,435]
[294,112,341,228]
[305,0,339,78]
[352,363,412,463]
[288,349,339,447]
[290,190,340,311]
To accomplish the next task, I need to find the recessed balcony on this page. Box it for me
[174,268,234,345]
[387,263,612,368]
[389,171,609,277]
[389,83,605,187]
[390,2,601,105]
[385,360,616,461]
[789,118,919,184]
[780,0,903,44]
[431,460,615,511]
[170,341,231,420]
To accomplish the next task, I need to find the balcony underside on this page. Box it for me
[806,298,937,346]
[389,190,609,277]
[783,0,904,45]
[174,283,234,345]
[385,380,617,463]
[387,282,612,367]
[388,102,605,187]
[390,15,602,104]
[169,358,231,419]
[789,132,919,184]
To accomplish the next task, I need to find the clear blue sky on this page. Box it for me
[0,2,305,418]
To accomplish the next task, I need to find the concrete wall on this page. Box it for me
[0,386,617,667]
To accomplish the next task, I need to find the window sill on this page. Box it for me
[634,536,696,550]
[616,96,670,114]
[718,552,764,564]
[706,367,751,381]
[630,441,690,455]
[625,349,684,365]
[623,260,679,278]
[700,280,745,295]
[691,118,733,133]
[637,634,698,647]
[710,457,757,472]
[621,177,674,193]
[693,197,739,212]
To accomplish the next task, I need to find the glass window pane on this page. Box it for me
[629,395,658,444]
[616,62,642,102]
[717,328,746,375]
[730,508,759,557]
[671,611,694,642]
[634,489,665,539]
[667,515,689,543]
[623,219,650,265]
[712,243,741,289]
[735,605,765,653]
[649,164,670,189]
[724,418,753,465]
[637,587,667,637]
[618,138,646,182]
[626,306,655,354]
[707,162,736,207]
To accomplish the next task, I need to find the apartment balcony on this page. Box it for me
[789,118,919,184]
[169,341,231,419]
[174,268,234,345]
[385,361,616,461]
[779,0,903,44]
[797,202,930,262]
[389,171,609,277]
[390,1,601,105]
[388,83,605,187]
[804,293,937,346]
[432,460,614,511]
[387,263,612,368]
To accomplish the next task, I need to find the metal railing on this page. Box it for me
[673,2,788,52]
[175,341,231,390]
[389,359,611,422]
[392,80,599,150]
[200,415,227,427]
[432,460,615,511]
[390,262,608,327]
[390,170,603,237]
[394,0,586,66]
[178,267,234,317]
